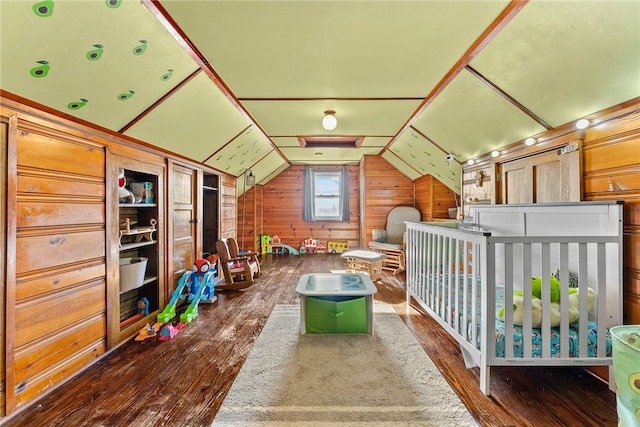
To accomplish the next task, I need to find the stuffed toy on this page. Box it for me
[118,168,135,204]
[498,276,596,327]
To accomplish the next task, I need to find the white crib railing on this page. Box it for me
[406,220,621,395]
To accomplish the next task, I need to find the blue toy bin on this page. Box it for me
[610,325,640,426]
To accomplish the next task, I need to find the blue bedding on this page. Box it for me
[424,277,612,358]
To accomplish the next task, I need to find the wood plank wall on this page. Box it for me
[582,109,640,324]
[360,155,415,245]
[415,174,457,221]
[7,118,108,411]
[256,165,361,252]
[239,158,459,253]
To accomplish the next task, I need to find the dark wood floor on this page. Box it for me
[3,254,617,426]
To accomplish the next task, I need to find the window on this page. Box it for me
[313,171,341,219]
[303,167,349,221]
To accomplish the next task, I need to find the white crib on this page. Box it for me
[405,202,623,396]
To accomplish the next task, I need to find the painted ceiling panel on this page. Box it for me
[125,72,255,162]
[281,146,382,165]
[470,0,640,127]
[389,128,461,193]
[360,137,391,148]
[162,1,509,98]
[204,125,276,176]
[381,151,422,182]
[271,137,302,148]
[411,69,547,162]
[0,0,198,130]
[1,1,637,196]
[241,99,423,136]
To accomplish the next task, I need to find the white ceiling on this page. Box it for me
[1,0,638,195]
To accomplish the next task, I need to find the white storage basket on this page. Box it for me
[119,257,148,293]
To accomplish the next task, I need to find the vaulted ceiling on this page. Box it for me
[1,1,638,195]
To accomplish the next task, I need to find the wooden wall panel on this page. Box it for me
[415,174,457,221]
[361,156,414,246]
[260,165,360,251]
[7,122,107,412]
[583,109,640,325]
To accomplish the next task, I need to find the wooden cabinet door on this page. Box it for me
[168,162,198,290]
[497,144,582,204]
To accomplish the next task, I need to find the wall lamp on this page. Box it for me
[246,169,255,186]
[322,110,337,131]
[575,119,590,130]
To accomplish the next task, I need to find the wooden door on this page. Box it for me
[168,162,198,289]
[497,143,582,204]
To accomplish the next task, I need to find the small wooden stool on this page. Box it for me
[341,250,387,280]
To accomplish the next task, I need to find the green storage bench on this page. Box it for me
[295,273,377,334]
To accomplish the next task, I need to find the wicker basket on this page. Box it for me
[119,257,148,293]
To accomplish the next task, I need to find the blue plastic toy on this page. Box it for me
[157,259,217,324]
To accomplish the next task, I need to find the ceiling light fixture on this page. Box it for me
[491,150,500,158]
[525,137,536,146]
[575,118,590,130]
[467,159,475,165]
[322,110,337,131]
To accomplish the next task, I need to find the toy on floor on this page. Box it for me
[157,259,217,324]
[159,321,186,341]
[135,322,162,341]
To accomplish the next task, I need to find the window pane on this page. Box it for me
[314,172,341,219]
[314,173,340,196]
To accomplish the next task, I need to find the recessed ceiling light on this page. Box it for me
[467,159,475,165]
[491,150,500,157]
[525,137,536,146]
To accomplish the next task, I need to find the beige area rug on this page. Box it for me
[212,304,477,426]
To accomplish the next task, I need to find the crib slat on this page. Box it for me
[540,242,551,359]
[471,241,479,350]
[522,243,533,359]
[559,243,570,359]
[578,243,588,358]
[504,243,514,359]
[596,243,607,358]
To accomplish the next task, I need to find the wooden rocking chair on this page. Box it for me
[215,238,261,291]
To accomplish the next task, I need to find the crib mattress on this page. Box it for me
[492,287,612,358]
[493,319,612,358]
[431,280,613,358]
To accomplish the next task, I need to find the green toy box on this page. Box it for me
[305,295,367,334]
[611,325,640,426]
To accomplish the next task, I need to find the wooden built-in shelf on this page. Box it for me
[119,203,158,208]
[119,240,157,251]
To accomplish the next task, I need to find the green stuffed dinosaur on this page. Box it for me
[498,276,594,327]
